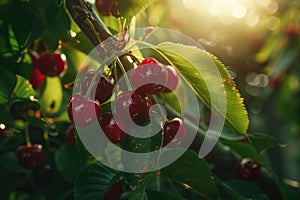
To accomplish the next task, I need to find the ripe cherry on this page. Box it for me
[67,93,101,127]
[66,124,76,145]
[161,65,179,93]
[163,118,186,146]
[81,71,115,104]
[104,180,123,200]
[38,52,67,76]
[100,113,126,144]
[29,51,45,89]
[236,158,261,182]
[16,144,44,170]
[116,91,152,126]
[95,0,117,16]
[130,57,167,95]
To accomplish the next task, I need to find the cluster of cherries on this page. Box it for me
[14,43,68,170]
[67,57,186,146]
[29,43,67,89]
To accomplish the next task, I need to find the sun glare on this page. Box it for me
[181,0,279,27]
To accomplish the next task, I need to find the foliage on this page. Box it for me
[0,0,299,200]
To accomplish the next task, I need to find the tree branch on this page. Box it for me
[66,0,117,48]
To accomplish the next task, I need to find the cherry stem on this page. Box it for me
[115,56,133,91]
[151,96,168,122]
[112,60,119,99]
[25,122,32,147]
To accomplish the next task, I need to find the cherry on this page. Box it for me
[161,65,179,93]
[81,71,115,104]
[16,144,44,170]
[67,93,101,127]
[29,51,45,89]
[66,124,76,145]
[95,0,117,16]
[38,52,67,76]
[116,91,152,126]
[236,158,261,182]
[163,118,186,146]
[130,57,167,95]
[100,113,126,144]
[104,180,123,200]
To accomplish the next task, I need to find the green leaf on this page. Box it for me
[221,138,257,159]
[8,1,43,48]
[13,75,35,99]
[0,152,27,174]
[32,0,71,43]
[128,190,148,200]
[249,133,283,153]
[117,0,153,20]
[74,162,120,200]
[154,42,249,135]
[147,191,185,200]
[0,70,16,104]
[54,145,86,183]
[225,179,270,200]
[122,120,162,188]
[41,31,59,52]
[160,150,219,199]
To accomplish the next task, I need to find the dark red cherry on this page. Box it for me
[236,158,261,182]
[100,113,126,144]
[16,144,44,169]
[161,65,179,93]
[81,71,115,104]
[140,57,158,65]
[95,0,117,16]
[38,52,67,76]
[163,118,186,146]
[130,57,167,94]
[67,93,101,127]
[29,52,45,89]
[104,180,123,200]
[116,91,152,126]
[66,124,76,145]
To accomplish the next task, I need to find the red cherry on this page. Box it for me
[269,76,283,88]
[104,180,123,200]
[116,91,152,126]
[100,113,126,144]
[130,57,167,94]
[81,71,115,104]
[95,0,116,16]
[29,52,45,89]
[236,158,261,182]
[140,57,158,65]
[67,94,101,127]
[163,118,186,146]
[161,65,179,93]
[38,52,67,76]
[66,124,76,145]
[16,144,44,169]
